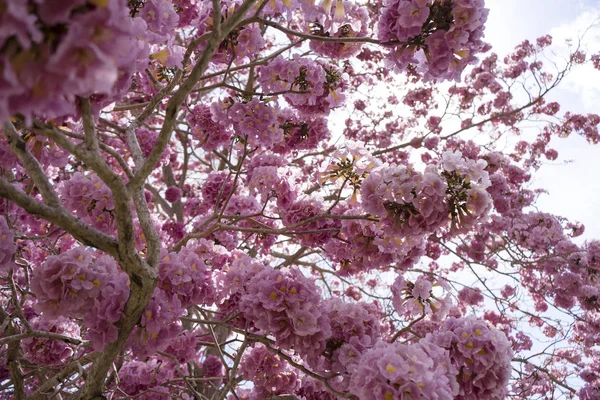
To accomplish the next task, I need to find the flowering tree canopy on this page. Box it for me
[0,0,599,399]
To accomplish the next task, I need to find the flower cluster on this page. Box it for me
[232,25,266,61]
[324,206,429,275]
[116,358,180,399]
[22,316,81,366]
[221,195,279,254]
[163,330,198,363]
[458,287,485,306]
[208,22,266,65]
[211,98,283,148]
[391,275,451,317]
[0,0,148,121]
[140,0,179,41]
[258,56,346,115]
[323,210,396,275]
[279,198,341,248]
[274,110,331,153]
[424,316,513,399]
[439,150,492,229]
[201,171,236,210]
[173,0,204,27]
[240,344,300,397]
[202,354,224,379]
[133,127,171,162]
[378,0,489,81]
[361,164,449,237]
[60,172,115,233]
[133,251,214,355]
[186,103,231,151]
[308,2,370,59]
[158,247,215,308]
[247,164,296,207]
[215,252,264,326]
[348,340,459,399]
[30,248,129,350]
[164,186,182,203]
[295,376,338,400]
[239,266,331,359]
[507,212,566,254]
[246,154,297,207]
[312,298,381,391]
[130,288,186,358]
[258,56,326,107]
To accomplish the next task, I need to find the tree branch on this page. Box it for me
[128,0,260,190]
[0,177,119,257]
[2,121,60,208]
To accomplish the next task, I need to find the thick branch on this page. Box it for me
[6,321,24,400]
[128,0,259,189]
[70,262,155,400]
[80,98,100,153]
[2,122,60,208]
[33,121,138,263]
[0,177,119,257]
[76,105,138,265]
[0,330,84,346]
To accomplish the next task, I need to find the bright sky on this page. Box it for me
[486,0,600,240]
[483,3,600,387]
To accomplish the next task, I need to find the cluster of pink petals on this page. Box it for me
[457,287,485,306]
[310,298,381,391]
[274,109,331,153]
[324,210,395,274]
[157,246,215,308]
[247,159,297,208]
[200,171,236,210]
[238,266,331,359]
[361,163,449,237]
[378,0,489,81]
[164,330,198,363]
[324,207,428,275]
[186,103,231,151]
[30,248,129,350]
[239,344,300,397]
[130,288,186,358]
[223,195,278,254]
[391,274,452,317]
[348,340,459,400]
[164,186,182,203]
[295,376,338,400]
[424,316,513,399]
[279,198,341,248]
[0,0,148,121]
[140,0,179,41]
[258,56,346,115]
[308,1,371,59]
[132,128,170,163]
[209,23,266,65]
[116,358,183,399]
[22,316,81,365]
[60,172,116,233]
[258,56,327,107]
[211,98,283,148]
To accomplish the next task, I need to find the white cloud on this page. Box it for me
[549,8,600,113]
